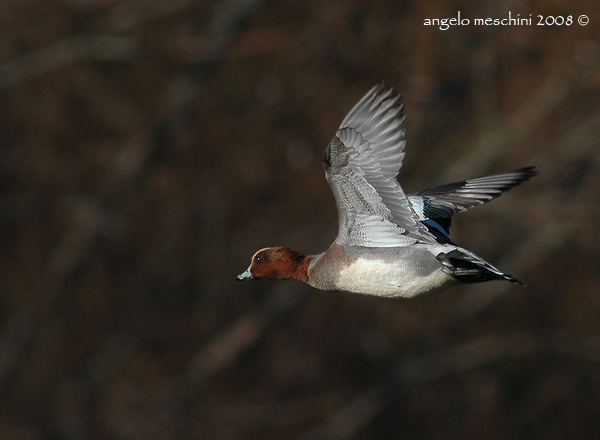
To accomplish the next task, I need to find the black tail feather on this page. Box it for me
[437,249,524,285]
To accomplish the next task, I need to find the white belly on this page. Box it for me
[335,257,455,298]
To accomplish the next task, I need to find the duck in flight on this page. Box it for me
[238,83,536,298]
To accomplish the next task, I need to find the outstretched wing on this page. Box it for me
[409,167,537,240]
[323,84,437,247]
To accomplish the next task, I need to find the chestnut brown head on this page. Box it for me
[237,247,309,282]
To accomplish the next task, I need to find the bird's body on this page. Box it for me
[307,244,455,298]
[238,83,536,298]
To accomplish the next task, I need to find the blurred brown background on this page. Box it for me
[1,0,599,439]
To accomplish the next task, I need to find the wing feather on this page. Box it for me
[324,84,437,247]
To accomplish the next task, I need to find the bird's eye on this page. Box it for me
[254,255,263,263]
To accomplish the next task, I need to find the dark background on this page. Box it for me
[1,1,599,439]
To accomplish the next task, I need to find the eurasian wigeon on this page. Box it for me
[238,83,536,298]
